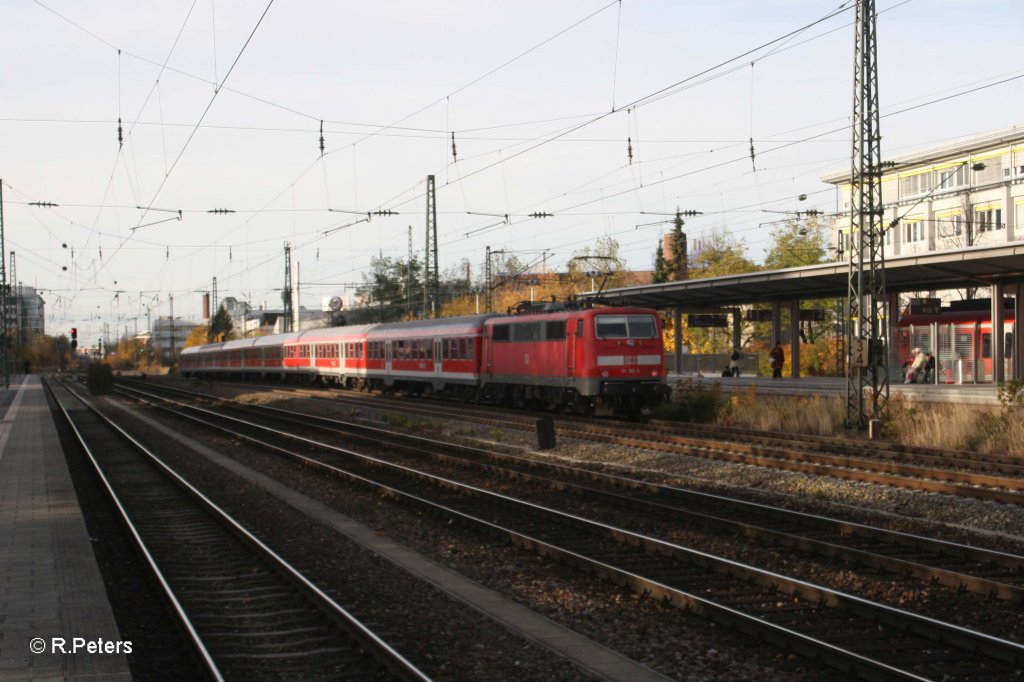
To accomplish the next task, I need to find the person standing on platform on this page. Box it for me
[729,348,741,377]
[769,342,784,380]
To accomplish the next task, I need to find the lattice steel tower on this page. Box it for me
[282,242,293,333]
[0,181,8,388]
[424,175,439,318]
[846,0,889,429]
[9,251,18,370]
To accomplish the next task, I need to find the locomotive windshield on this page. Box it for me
[595,314,658,339]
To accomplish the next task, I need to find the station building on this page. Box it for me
[149,316,199,363]
[13,285,46,336]
[588,127,1024,392]
[823,126,1024,258]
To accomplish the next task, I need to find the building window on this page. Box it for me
[937,214,962,238]
[900,172,931,196]
[937,164,968,191]
[976,208,1003,232]
[905,221,925,243]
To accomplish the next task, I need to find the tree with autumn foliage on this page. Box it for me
[688,227,757,279]
[762,216,842,375]
[184,324,209,349]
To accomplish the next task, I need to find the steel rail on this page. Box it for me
[111,383,1024,681]
[45,378,224,682]
[53,378,432,682]
[116,380,1024,601]
[166,378,1024,491]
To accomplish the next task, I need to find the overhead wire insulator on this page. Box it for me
[627,136,633,165]
[117,117,124,149]
[529,212,553,219]
[451,132,457,162]
[749,137,756,172]
[207,208,236,214]
[319,120,325,157]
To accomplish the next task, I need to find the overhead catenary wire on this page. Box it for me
[326,0,622,158]
[18,0,1015,321]
[34,60,1016,306]
[135,0,276,228]
[359,0,867,225]
[16,67,1017,248]
[75,0,277,301]
[610,0,623,111]
[60,0,203,305]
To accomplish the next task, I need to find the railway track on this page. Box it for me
[47,377,430,682]
[111,378,1024,680]
[150,377,1024,507]
[118,377,1024,602]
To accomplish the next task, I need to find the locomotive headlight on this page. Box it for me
[601,370,609,378]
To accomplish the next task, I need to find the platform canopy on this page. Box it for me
[584,243,1024,311]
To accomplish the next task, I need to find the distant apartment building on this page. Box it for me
[150,317,198,363]
[14,286,45,336]
[823,126,1024,259]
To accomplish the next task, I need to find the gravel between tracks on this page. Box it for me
[220,382,1024,550]
[132,378,1024,677]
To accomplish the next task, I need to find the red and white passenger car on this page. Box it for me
[180,305,669,414]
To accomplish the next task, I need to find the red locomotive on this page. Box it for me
[181,305,669,415]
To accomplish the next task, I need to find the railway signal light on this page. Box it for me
[71,327,78,351]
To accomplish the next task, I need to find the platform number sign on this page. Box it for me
[851,337,869,368]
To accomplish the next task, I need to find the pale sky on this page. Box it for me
[3,0,1022,341]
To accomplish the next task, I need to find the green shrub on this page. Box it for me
[86,362,114,394]
[656,379,727,423]
[381,411,434,432]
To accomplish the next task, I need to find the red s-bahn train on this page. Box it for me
[180,305,669,414]
[897,299,1015,383]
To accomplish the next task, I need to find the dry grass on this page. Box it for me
[668,380,1024,455]
[717,386,844,436]
[886,395,1024,455]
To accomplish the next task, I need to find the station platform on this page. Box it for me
[670,373,1004,406]
[0,375,131,681]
